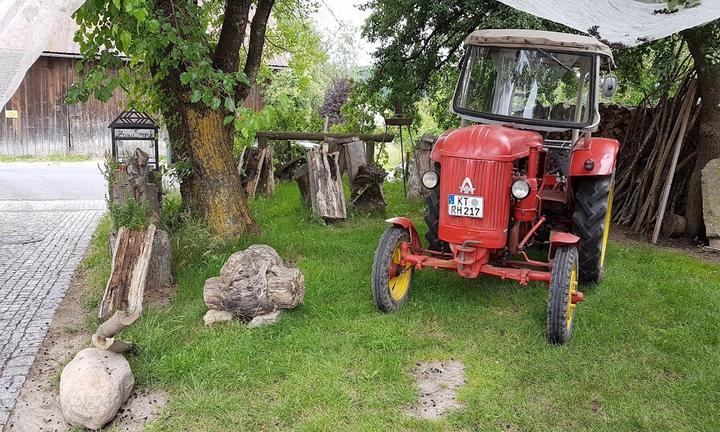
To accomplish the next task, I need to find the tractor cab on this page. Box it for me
[452,29,616,134]
[372,30,620,345]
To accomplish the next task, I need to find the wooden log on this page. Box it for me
[293,163,311,204]
[203,245,304,321]
[365,140,375,165]
[99,224,156,321]
[342,138,366,184]
[256,131,393,142]
[307,144,347,221]
[275,156,305,179]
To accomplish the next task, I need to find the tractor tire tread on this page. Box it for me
[547,246,578,344]
[425,188,450,253]
[372,227,411,313]
[572,176,612,284]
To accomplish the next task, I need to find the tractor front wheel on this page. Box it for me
[572,175,613,284]
[372,227,414,312]
[547,246,580,344]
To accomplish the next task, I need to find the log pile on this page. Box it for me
[610,72,700,237]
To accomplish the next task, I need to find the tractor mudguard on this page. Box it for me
[385,217,423,250]
[549,232,581,259]
[569,137,620,177]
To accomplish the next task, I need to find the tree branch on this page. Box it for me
[213,0,252,72]
[238,0,275,101]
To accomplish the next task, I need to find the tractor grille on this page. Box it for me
[439,157,512,234]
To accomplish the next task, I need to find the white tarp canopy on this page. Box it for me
[495,0,720,47]
[0,0,84,108]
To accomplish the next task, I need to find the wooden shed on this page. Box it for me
[0,16,284,158]
[0,15,126,157]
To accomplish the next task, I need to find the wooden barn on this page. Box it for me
[0,17,283,157]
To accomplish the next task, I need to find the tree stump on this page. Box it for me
[307,144,347,221]
[109,148,162,221]
[238,146,275,199]
[407,135,437,200]
[96,225,157,352]
[351,164,387,213]
[203,245,305,321]
[109,228,171,291]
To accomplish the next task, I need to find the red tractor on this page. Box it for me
[372,30,619,344]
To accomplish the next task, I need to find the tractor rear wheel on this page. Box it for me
[372,226,414,312]
[572,175,613,284]
[424,187,450,253]
[547,246,580,344]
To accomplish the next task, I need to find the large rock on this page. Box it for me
[60,348,134,430]
[203,245,304,321]
[702,158,720,250]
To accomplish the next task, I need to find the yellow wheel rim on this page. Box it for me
[600,185,614,267]
[389,245,412,301]
[566,265,578,330]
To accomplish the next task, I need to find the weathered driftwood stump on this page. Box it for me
[203,245,305,321]
[407,135,437,200]
[307,144,347,221]
[238,145,275,199]
[96,225,157,352]
[109,228,171,292]
[351,164,387,213]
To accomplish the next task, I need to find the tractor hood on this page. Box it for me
[431,125,543,162]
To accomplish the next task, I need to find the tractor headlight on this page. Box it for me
[421,170,439,189]
[511,179,531,199]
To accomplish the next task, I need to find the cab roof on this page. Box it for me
[464,29,614,63]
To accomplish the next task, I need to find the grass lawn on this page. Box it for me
[0,154,93,162]
[84,181,720,431]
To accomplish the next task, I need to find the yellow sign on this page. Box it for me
[4,110,18,119]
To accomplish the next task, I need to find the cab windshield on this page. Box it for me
[453,46,594,127]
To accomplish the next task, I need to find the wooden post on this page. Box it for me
[365,140,375,165]
[342,139,366,184]
[258,135,269,150]
[652,81,697,244]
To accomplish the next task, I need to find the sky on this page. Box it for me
[311,0,378,66]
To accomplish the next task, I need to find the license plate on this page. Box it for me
[448,194,484,219]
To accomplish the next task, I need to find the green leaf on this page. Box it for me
[119,30,132,51]
[112,0,121,10]
[191,90,202,103]
[224,96,235,112]
[211,97,221,110]
[132,8,148,22]
[224,115,235,125]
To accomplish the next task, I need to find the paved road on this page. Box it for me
[0,161,105,427]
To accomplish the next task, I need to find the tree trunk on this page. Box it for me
[182,107,256,236]
[684,25,720,237]
[161,87,257,236]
